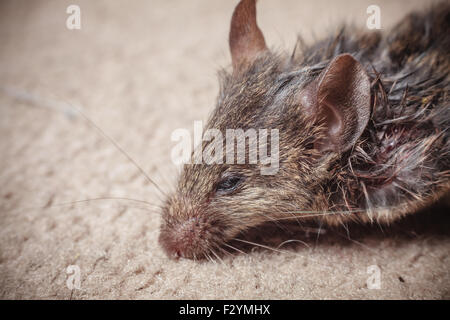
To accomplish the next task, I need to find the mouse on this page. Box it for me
[158,0,450,260]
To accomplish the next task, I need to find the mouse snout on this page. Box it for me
[159,215,210,259]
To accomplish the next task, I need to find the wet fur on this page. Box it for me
[159,2,450,259]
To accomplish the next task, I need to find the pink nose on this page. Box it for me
[159,217,206,259]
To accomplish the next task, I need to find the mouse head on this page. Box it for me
[159,0,371,259]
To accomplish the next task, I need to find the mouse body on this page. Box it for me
[159,0,450,259]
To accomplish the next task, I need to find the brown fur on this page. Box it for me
[159,0,450,259]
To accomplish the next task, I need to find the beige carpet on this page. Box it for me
[0,0,449,299]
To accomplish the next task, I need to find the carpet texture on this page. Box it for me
[0,0,449,299]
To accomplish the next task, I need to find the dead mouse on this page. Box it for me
[159,0,450,259]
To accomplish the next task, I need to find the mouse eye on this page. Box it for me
[216,175,243,194]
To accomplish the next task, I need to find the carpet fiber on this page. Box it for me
[0,0,448,299]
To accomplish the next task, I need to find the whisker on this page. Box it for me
[271,207,396,221]
[68,103,167,198]
[218,246,233,257]
[287,210,303,227]
[234,238,289,255]
[210,248,226,265]
[334,231,381,256]
[276,239,310,249]
[256,211,292,233]
[14,196,160,213]
[223,243,247,255]
[2,85,166,198]
[273,210,359,220]
[233,238,334,270]
[205,252,216,264]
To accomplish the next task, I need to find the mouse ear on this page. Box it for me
[301,54,371,153]
[229,0,267,70]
